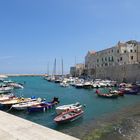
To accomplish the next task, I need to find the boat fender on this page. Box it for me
[43,107,45,112]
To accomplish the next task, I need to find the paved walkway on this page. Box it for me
[0,111,79,140]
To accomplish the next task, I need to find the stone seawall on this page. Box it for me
[95,64,140,82]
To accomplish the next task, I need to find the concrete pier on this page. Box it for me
[0,111,79,140]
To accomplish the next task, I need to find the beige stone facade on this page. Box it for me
[70,63,85,77]
[85,40,140,82]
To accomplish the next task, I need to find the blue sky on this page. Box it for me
[0,0,140,74]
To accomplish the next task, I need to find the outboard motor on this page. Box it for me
[52,97,60,104]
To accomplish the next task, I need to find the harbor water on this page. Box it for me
[4,76,140,138]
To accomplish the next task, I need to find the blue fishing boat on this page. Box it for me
[27,97,59,113]
[119,87,140,95]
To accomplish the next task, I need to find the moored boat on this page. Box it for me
[0,97,36,107]
[11,100,41,110]
[7,82,24,89]
[110,90,124,96]
[75,83,84,89]
[27,97,60,113]
[60,82,69,87]
[119,88,139,95]
[83,82,93,89]
[27,102,56,113]
[96,90,118,98]
[0,86,13,94]
[54,109,84,124]
[56,102,82,115]
[0,93,16,102]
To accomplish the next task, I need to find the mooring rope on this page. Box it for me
[6,106,13,112]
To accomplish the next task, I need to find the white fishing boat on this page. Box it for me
[60,80,69,87]
[0,93,15,102]
[12,100,41,110]
[56,102,82,115]
[83,81,93,89]
[0,86,13,94]
[7,82,24,89]
[0,75,8,79]
[3,80,24,89]
[75,83,84,88]
[0,97,35,106]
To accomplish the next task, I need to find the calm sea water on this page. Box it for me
[6,76,140,132]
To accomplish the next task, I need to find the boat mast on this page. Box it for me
[74,56,76,77]
[61,58,63,77]
[47,62,49,76]
[53,58,56,77]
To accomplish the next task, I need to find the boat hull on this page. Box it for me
[27,102,57,113]
[56,103,82,115]
[54,109,84,124]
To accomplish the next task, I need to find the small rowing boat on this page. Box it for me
[54,109,84,124]
[96,90,118,98]
[56,102,82,115]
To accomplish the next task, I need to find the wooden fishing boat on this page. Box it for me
[54,109,84,124]
[56,102,82,115]
[0,86,13,94]
[27,97,60,113]
[27,102,56,113]
[7,82,24,89]
[119,88,139,95]
[96,90,118,98]
[0,93,16,102]
[11,100,41,110]
[1,97,35,107]
[110,90,124,96]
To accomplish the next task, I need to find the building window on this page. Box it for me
[135,50,137,52]
[112,56,114,62]
[131,56,133,60]
[130,49,133,53]
[120,57,122,61]
[105,57,107,61]
[124,50,126,53]
[117,50,119,53]
[97,59,99,63]
[112,49,113,52]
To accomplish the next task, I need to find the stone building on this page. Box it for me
[70,66,76,77]
[85,40,140,82]
[70,63,85,77]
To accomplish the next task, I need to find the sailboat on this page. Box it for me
[60,59,69,87]
[55,58,63,83]
[46,59,56,82]
[44,62,50,80]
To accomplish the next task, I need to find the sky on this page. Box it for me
[0,0,140,74]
